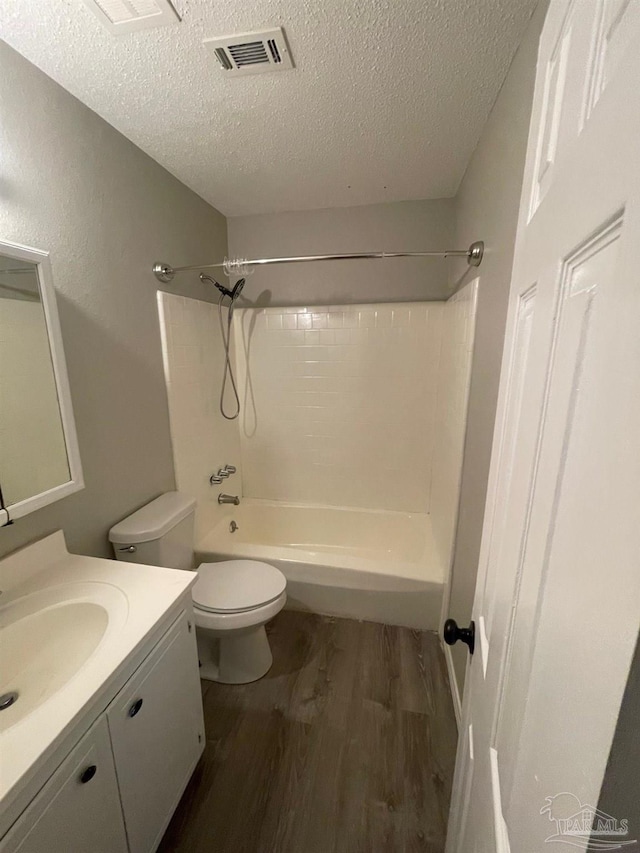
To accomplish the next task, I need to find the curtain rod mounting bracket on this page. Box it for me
[467,240,484,267]
[153,263,176,283]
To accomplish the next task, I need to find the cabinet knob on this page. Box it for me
[128,698,144,718]
[79,765,97,784]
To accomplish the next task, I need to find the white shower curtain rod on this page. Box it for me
[152,240,484,282]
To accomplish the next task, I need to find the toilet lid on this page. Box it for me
[193,560,286,613]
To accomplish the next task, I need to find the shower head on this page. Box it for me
[230,278,245,301]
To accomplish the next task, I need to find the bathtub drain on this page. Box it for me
[230,520,238,533]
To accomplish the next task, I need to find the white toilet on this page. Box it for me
[109,492,286,684]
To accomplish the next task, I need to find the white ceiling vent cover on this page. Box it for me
[204,28,294,76]
[83,0,180,34]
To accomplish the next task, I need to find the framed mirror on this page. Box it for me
[0,240,83,525]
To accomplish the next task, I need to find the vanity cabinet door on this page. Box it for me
[0,716,127,853]
[107,610,204,853]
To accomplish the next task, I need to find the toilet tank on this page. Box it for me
[109,492,196,570]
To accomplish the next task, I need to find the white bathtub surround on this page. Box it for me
[196,499,443,630]
[160,293,477,631]
[157,292,242,532]
[234,302,444,513]
[431,280,479,569]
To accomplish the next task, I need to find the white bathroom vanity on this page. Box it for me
[0,531,204,853]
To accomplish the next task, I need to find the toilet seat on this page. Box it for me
[193,590,287,635]
[193,559,287,614]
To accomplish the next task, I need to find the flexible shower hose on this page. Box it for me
[218,292,241,420]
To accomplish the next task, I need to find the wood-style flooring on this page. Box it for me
[158,610,458,853]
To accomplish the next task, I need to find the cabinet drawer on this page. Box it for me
[107,610,204,853]
[0,716,128,853]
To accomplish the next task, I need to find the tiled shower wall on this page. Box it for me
[430,281,479,564]
[158,290,477,532]
[157,292,242,516]
[234,302,444,513]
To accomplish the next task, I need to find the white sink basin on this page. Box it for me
[0,532,196,832]
[0,583,128,732]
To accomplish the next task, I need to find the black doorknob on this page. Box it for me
[443,619,475,655]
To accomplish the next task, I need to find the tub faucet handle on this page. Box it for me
[210,473,223,485]
[224,464,237,475]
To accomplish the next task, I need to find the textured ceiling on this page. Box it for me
[0,0,537,216]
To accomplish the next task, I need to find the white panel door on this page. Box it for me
[107,610,205,853]
[0,717,127,853]
[446,1,640,851]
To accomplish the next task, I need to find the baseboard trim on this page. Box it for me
[443,641,462,728]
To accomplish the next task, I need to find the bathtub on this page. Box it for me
[196,499,444,630]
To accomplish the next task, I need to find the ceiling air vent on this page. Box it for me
[83,0,180,34]
[204,28,294,76]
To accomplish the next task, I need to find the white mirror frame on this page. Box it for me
[0,240,84,525]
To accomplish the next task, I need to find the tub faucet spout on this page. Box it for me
[218,493,240,506]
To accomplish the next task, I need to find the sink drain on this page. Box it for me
[0,692,18,710]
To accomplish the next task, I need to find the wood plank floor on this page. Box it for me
[158,611,458,853]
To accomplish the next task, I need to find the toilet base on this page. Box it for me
[197,625,274,684]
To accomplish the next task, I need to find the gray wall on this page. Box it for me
[227,4,547,703]
[595,634,640,849]
[228,199,455,306]
[0,41,227,559]
[446,1,548,692]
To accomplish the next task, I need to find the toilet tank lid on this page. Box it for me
[108,492,196,545]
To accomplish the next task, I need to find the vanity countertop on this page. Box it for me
[0,531,196,834]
